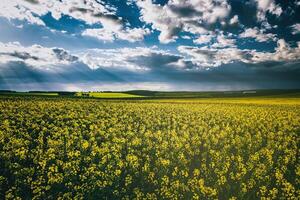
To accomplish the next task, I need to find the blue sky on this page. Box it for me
[0,0,299,91]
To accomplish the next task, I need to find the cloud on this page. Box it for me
[0,0,113,25]
[0,42,78,70]
[82,27,150,42]
[291,23,300,35]
[193,32,236,47]
[0,42,189,90]
[0,42,185,73]
[211,33,236,48]
[178,39,300,67]
[78,47,184,71]
[255,0,282,22]
[1,37,299,75]
[193,34,213,44]
[82,28,115,42]
[0,0,149,42]
[136,0,232,43]
[135,0,181,43]
[0,0,45,25]
[239,27,277,42]
[251,39,300,63]
[178,45,251,67]
[229,15,239,25]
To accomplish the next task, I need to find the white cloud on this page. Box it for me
[178,39,300,67]
[255,0,282,22]
[136,0,231,43]
[193,34,213,44]
[79,48,150,71]
[82,27,150,42]
[193,32,235,47]
[229,15,239,25]
[0,0,45,25]
[251,39,300,63]
[136,0,180,43]
[0,0,149,42]
[0,42,78,71]
[211,33,236,48]
[291,23,300,35]
[0,0,113,25]
[78,47,181,71]
[178,45,250,67]
[182,35,192,40]
[239,27,277,42]
[82,28,115,42]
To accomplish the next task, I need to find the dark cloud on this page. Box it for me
[0,52,39,61]
[52,48,78,63]
[168,5,200,18]
[24,0,39,4]
[127,52,182,69]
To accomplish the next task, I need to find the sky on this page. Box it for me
[0,0,299,91]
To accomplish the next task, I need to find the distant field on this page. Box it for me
[76,92,144,98]
[125,89,300,99]
[1,89,299,99]
[0,92,59,96]
[0,92,143,98]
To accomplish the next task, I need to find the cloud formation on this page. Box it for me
[255,0,282,22]
[76,47,186,72]
[0,42,184,73]
[291,23,300,35]
[0,0,299,91]
[0,42,78,70]
[178,39,300,67]
[136,0,232,43]
[1,38,300,73]
[0,0,113,25]
[82,27,150,42]
[239,27,277,42]
[0,0,149,42]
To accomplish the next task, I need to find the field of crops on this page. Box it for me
[0,96,299,199]
[76,92,144,98]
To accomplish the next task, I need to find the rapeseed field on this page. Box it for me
[0,97,299,199]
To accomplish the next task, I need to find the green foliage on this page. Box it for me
[0,97,299,199]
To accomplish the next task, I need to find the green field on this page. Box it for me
[0,93,299,199]
[76,92,144,98]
